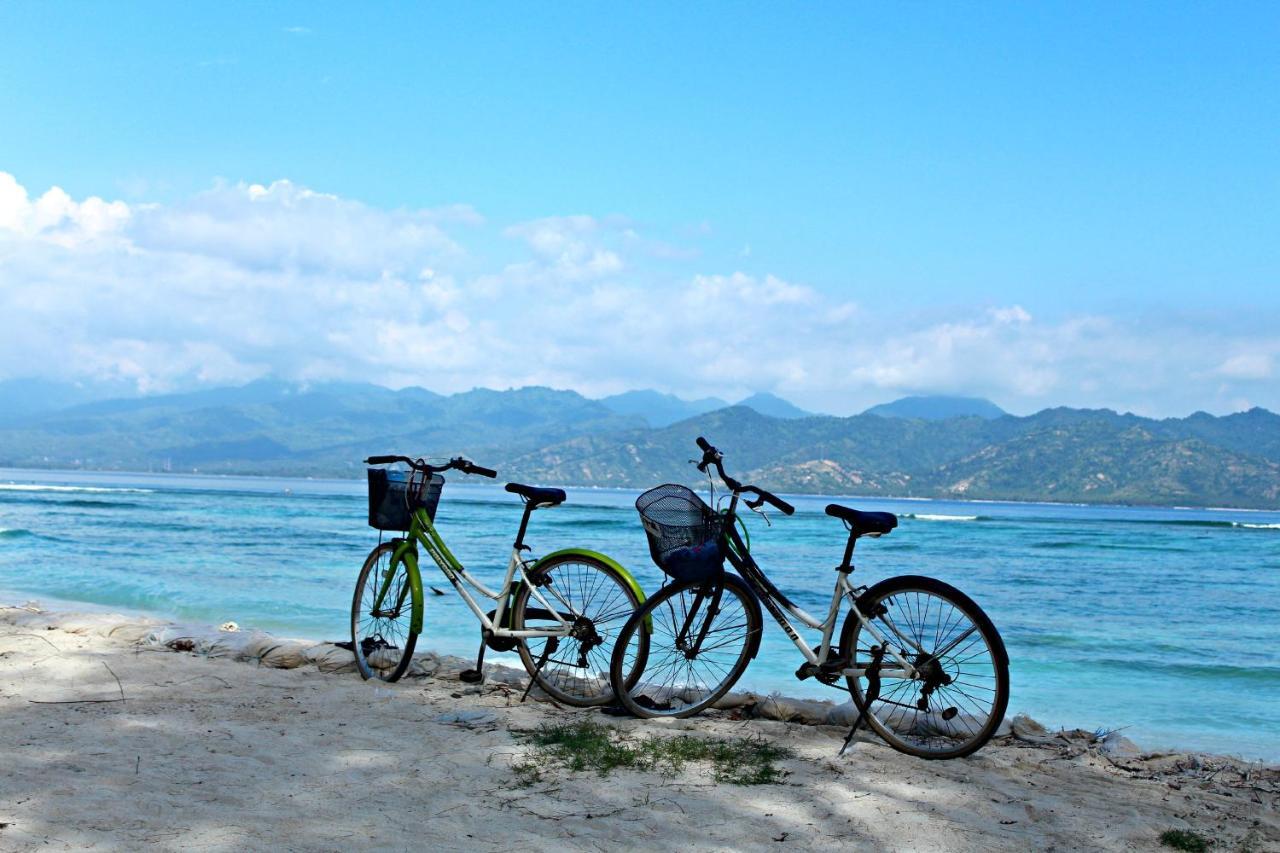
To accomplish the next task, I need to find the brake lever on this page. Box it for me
[746,499,772,527]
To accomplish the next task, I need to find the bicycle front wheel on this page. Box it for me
[841,574,1009,759]
[351,542,419,682]
[512,554,646,706]
[609,574,761,718]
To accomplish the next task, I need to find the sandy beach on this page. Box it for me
[1,603,1275,852]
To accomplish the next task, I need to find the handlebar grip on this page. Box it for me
[696,436,712,452]
[466,464,498,478]
[365,455,400,465]
[746,487,795,516]
[765,492,796,516]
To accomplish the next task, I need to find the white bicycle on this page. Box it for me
[351,454,648,706]
[608,437,1010,759]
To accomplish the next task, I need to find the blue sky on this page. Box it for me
[1,3,1277,415]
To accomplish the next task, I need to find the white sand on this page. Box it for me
[1,604,1275,852]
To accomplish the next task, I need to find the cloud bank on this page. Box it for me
[0,171,1274,416]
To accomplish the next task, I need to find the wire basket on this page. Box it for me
[367,468,444,531]
[635,483,726,581]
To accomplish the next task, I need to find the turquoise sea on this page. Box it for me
[2,467,1278,761]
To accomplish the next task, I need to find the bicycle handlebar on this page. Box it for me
[693,437,794,516]
[460,462,498,479]
[365,455,405,466]
[363,455,497,478]
[742,486,795,516]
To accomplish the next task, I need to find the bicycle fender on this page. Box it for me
[528,548,651,633]
[392,539,426,635]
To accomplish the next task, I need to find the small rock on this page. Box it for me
[1099,733,1142,757]
[1011,714,1050,741]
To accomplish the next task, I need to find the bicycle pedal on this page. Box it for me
[459,668,485,684]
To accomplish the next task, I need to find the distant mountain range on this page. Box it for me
[863,395,1006,420]
[2,380,1278,509]
[597,390,810,426]
[598,390,728,427]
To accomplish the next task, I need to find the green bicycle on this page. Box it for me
[351,454,649,707]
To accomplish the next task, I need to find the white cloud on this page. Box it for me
[1214,352,1273,380]
[1,170,1278,416]
[503,216,623,282]
[0,172,129,244]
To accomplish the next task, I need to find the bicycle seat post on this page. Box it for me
[837,525,858,574]
[513,499,534,553]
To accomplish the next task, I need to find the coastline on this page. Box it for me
[7,465,1280,514]
[2,602,1276,851]
[5,470,1280,761]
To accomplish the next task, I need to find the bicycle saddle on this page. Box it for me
[825,504,897,536]
[506,482,567,508]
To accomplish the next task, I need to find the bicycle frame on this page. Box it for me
[373,506,574,639]
[718,494,925,682]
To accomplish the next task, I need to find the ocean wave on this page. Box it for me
[901,513,983,522]
[984,515,1280,531]
[0,527,33,539]
[0,483,155,494]
[1091,657,1280,684]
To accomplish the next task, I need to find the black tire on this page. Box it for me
[512,554,647,706]
[609,574,761,719]
[841,575,1009,759]
[351,542,419,683]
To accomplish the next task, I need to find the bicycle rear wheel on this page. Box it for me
[351,542,419,682]
[512,554,645,706]
[841,575,1009,759]
[609,574,761,718]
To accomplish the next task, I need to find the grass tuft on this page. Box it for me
[513,720,793,786]
[1159,829,1210,852]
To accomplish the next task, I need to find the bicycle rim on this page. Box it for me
[351,543,418,682]
[843,575,1008,759]
[612,576,759,718]
[514,556,644,706]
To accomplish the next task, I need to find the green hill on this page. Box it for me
[2,380,1279,509]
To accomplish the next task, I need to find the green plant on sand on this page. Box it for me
[512,720,793,786]
[1159,828,1210,852]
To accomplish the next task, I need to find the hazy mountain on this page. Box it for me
[864,395,1006,420]
[597,390,728,427]
[3,379,1279,508]
[0,378,139,421]
[735,392,811,419]
[0,380,638,475]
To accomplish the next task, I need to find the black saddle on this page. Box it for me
[505,482,567,508]
[825,504,897,536]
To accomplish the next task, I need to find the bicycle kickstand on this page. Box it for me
[841,644,885,756]
[519,637,559,704]
[460,639,487,684]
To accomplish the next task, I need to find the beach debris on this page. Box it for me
[1011,713,1052,742]
[1100,732,1142,758]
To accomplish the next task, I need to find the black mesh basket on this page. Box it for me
[367,468,444,531]
[636,484,726,581]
